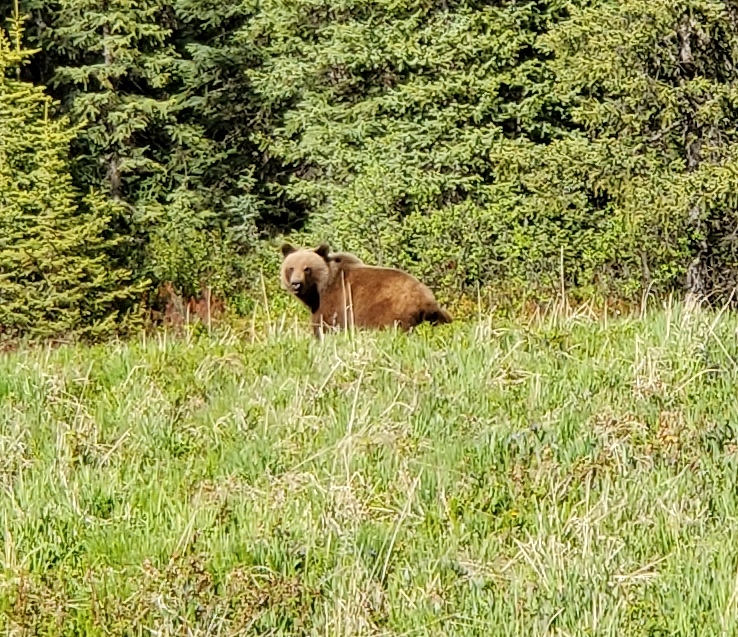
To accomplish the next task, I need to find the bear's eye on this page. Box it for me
[287,267,293,277]
[304,267,311,274]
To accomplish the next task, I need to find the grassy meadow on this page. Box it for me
[3,300,738,635]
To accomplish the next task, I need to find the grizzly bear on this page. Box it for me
[280,243,452,337]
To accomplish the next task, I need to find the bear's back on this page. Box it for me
[317,264,443,330]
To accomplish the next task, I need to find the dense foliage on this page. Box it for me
[249,0,578,297]
[2,0,738,336]
[253,0,738,300]
[540,0,738,299]
[0,10,144,339]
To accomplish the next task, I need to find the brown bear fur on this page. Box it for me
[280,243,452,337]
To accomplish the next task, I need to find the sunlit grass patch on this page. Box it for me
[2,301,738,635]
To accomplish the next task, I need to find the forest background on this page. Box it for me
[2,0,738,339]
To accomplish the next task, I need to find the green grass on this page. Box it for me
[2,300,738,635]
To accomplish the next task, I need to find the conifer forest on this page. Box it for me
[2,0,738,337]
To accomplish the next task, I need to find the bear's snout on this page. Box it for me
[290,281,303,293]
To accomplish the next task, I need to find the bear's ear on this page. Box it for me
[315,244,331,260]
[281,243,296,258]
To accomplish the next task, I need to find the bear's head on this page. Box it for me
[280,243,332,312]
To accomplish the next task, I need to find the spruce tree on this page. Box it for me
[173,0,306,237]
[0,8,145,340]
[15,0,283,298]
[538,0,738,298]
[245,0,581,297]
[35,0,177,202]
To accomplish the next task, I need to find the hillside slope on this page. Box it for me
[1,304,737,635]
